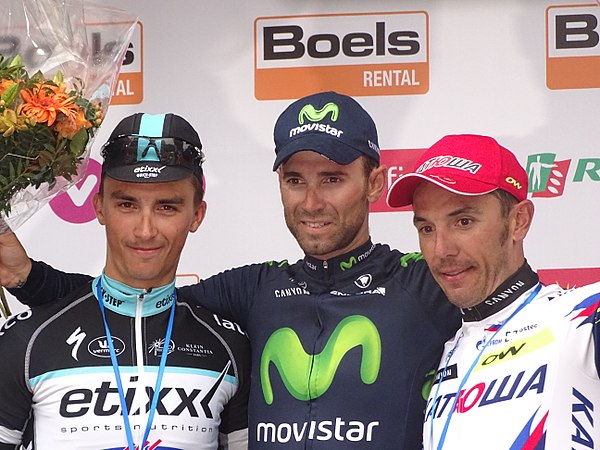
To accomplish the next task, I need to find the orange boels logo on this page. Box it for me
[546,5,600,89]
[254,12,429,100]
[111,21,143,104]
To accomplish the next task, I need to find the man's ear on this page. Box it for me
[367,164,387,204]
[511,199,534,242]
[189,201,207,233]
[93,193,106,226]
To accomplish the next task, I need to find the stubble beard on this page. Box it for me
[286,214,365,259]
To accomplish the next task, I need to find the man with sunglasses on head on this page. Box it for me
[0,92,461,449]
[0,113,250,450]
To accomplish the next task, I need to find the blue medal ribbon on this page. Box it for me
[431,283,543,449]
[95,276,176,450]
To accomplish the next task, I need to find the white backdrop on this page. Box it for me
[3,0,600,319]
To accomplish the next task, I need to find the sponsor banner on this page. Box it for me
[538,267,600,288]
[375,148,600,212]
[526,152,600,198]
[110,21,143,104]
[255,11,429,100]
[546,4,600,89]
[371,148,424,213]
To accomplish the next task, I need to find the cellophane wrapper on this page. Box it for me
[0,0,138,232]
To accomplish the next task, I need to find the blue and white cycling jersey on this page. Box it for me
[423,264,600,450]
[0,279,250,450]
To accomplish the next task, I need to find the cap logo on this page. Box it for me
[298,102,339,124]
[430,175,458,185]
[505,176,523,190]
[289,102,344,139]
[417,155,482,174]
[134,165,167,179]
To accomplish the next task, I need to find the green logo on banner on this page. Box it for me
[260,315,381,405]
[298,102,339,125]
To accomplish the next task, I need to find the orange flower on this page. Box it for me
[54,107,92,139]
[20,82,79,126]
[0,78,18,96]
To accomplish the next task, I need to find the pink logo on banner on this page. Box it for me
[49,158,101,224]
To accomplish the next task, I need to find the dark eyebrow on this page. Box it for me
[110,190,185,205]
[157,197,185,205]
[281,169,347,178]
[110,190,136,202]
[413,205,482,225]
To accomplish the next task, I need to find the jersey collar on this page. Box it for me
[461,261,539,322]
[302,239,376,279]
[93,273,176,317]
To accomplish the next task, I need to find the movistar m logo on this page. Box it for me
[298,102,339,124]
[340,256,357,271]
[260,315,381,404]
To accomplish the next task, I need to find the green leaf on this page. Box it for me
[1,83,19,105]
[9,55,23,67]
[69,128,89,157]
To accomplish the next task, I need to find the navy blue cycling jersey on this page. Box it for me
[11,239,461,449]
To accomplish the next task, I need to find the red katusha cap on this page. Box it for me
[386,134,529,208]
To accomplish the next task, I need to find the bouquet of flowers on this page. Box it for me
[0,0,137,317]
[0,54,103,218]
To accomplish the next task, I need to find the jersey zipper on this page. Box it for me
[133,291,147,445]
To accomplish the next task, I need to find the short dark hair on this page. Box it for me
[361,156,380,178]
[491,189,519,217]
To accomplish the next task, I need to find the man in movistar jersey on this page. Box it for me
[0,113,250,449]
[387,134,600,449]
[0,92,461,449]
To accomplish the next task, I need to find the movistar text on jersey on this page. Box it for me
[256,417,379,443]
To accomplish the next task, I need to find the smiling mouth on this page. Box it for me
[438,266,472,281]
[301,220,331,229]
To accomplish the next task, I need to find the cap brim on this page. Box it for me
[386,173,498,208]
[105,162,194,183]
[273,134,363,170]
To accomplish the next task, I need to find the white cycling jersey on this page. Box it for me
[0,276,250,450]
[423,264,600,450]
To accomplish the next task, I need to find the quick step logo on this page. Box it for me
[546,4,600,89]
[254,12,429,100]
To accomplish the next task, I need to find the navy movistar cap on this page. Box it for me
[273,91,380,170]
[101,113,204,183]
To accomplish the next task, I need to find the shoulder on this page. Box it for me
[174,294,249,343]
[0,284,93,343]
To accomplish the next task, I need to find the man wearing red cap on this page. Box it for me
[387,134,600,449]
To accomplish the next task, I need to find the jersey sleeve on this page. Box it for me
[0,313,35,446]
[218,428,248,450]
[8,259,92,307]
[400,255,461,341]
[179,263,269,329]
